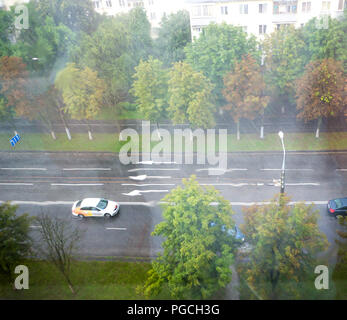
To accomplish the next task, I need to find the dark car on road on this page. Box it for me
[327,198,347,216]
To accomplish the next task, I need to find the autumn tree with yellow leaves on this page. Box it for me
[296,59,345,138]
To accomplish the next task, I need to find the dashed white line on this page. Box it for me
[336,169,347,171]
[122,190,169,196]
[106,227,127,231]
[122,184,175,187]
[260,169,314,171]
[129,175,171,181]
[51,183,104,186]
[196,168,248,172]
[0,183,34,186]
[62,168,111,171]
[1,168,47,171]
[128,168,179,172]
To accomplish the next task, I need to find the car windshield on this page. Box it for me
[97,200,108,210]
[334,199,343,208]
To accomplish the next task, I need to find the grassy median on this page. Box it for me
[1,131,347,152]
[0,260,171,300]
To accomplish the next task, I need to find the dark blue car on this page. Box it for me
[209,222,245,243]
[327,198,347,216]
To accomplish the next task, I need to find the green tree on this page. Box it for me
[0,9,14,57]
[72,8,152,109]
[142,176,237,299]
[168,61,216,128]
[263,25,306,113]
[239,195,328,300]
[296,59,345,138]
[35,0,101,35]
[185,23,259,105]
[302,12,347,71]
[131,57,168,123]
[223,54,269,140]
[155,10,191,66]
[0,202,32,278]
[13,2,75,74]
[55,63,105,139]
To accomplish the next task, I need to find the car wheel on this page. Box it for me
[104,213,111,218]
[78,214,84,219]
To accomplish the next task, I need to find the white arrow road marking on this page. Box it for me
[51,183,104,186]
[106,227,127,231]
[122,190,169,197]
[122,184,175,187]
[129,175,171,181]
[128,168,179,172]
[1,168,47,171]
[268,182,320,186]
[62,168,111,171]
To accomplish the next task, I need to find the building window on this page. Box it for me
[106,0,112,7]
[259,25,267,34]
[239,4,248,14]
[242,26,248,32]
[202,5,213,16]
[259,3,267,13]
[94,1,100,9]
[322,1,331,11]
[192,6,202,17]
[148,0,154,5]
[150,12,156,20]
[221,6,228,15]
[338,0,347,10]
[273,1,298,14]
[119,0,125,6]
[302,2,311,12]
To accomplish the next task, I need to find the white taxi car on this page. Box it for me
[72,198,120,219]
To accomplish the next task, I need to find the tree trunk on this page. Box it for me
[55,101,71,140]
[315,117,322,139]
[87,122,93,140]
[236,120,240,141]
[156,121,161,140]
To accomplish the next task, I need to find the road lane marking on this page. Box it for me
[51,183,104,186]
[0,183,34,186]
[268,182,320,186]
[129,175,171,181]
[1,168,47,171]
[196,168,248,172]
[30,226,42,229]
[122,184,175,187]
[128,168,179,172]
[62,168,111,171]
[122,190,169,196]
[135,161,177,165]
[106,227,127,231]
[336,169,347,171]
[260,169,314,171]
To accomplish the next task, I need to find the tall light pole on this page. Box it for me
[278,131,285,194]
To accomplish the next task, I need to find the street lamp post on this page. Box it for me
[278,131,285,194]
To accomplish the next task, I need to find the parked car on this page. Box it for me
[327,197,347,216]
[209,222,245,243]
[72,198,120,219]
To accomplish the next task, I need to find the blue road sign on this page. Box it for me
[10,134,21,147]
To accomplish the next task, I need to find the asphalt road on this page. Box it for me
[0,151,346,266]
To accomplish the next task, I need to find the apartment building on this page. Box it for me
[186,0,347,40]
[92,0,187,36]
